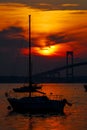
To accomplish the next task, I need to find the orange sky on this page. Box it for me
[0,2,87,75]
[0,3,87,58]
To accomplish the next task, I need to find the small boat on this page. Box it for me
[5,15,72,114]
[84,85,87,92]
[13,83,42,93]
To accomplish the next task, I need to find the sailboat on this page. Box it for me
[5,15,72,114]
[12,83,42,93]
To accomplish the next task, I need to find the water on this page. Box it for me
[0,83,87,130]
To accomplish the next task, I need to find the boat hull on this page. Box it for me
[7,97,66,114]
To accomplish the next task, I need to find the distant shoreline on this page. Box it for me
[0,76,87,83]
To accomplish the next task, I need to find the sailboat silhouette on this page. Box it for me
[5,15,72,114]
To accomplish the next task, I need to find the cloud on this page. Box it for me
[61,4,79,7]
[29,27,87,53]
[31,32,76,47]
[0,0,87,10]
[27,0,87,10]
[0,26,29,76]
[47,32,75,45]
[70,11,87,14]
[0,26,23,38]
[0,26,28,55]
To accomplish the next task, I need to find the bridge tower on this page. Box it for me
[66,51,74,80]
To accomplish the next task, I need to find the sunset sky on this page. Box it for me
[0,0,87,76]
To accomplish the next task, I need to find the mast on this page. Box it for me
[29,15,32,97]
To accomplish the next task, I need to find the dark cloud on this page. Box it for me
[0,26,29,76]
[0,26,24,38]
[47,32,75,45]
[1,26,85,51]
[0,26,28,49]
[0,0,87,10]
[32,32,75,47]
[5,26,23,34]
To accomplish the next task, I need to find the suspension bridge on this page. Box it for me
[33,51,87,83]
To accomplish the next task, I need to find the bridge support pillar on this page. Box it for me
[66,51,74,81]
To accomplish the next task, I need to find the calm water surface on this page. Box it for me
[0,83,87,130]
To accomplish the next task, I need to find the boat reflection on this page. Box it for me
[7,111,67,130]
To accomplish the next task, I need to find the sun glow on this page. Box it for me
[21,45,59,56]
[36,45,58,56]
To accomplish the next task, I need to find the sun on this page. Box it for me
[20,44,60,56]
[37,45,57,56]
[20,45,57,56]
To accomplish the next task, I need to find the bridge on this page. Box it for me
[33,52,87,83]
[33,61,87,83]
